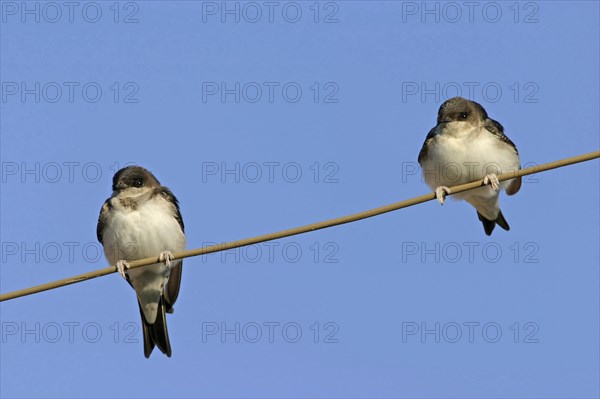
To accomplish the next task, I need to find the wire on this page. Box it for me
[1,150,599,302]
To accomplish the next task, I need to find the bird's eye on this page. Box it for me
[460,112,469,119]
[133,178,143,187]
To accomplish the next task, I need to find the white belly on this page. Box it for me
[422,124,520,191]
[101,194,185,323]
[102,196,185,263]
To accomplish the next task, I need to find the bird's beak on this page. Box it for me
[439,118,453,123]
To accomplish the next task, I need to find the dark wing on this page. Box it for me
[157,187,184,232]
[164,262,182,312]
[506,175,522,196]
[484,118,521,195]
[96,199,112,244]
[156,187,185,310]
[483,118,518,155]
[417,127,437,165]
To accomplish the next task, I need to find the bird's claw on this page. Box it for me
[435,186,451,205]
[159,251,174,269]
[116,260,130,280]
[483,174,500,191]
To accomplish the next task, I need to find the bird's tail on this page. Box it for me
[477,210,510,236]
[139,296,172,358]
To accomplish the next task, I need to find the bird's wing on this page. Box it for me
[96,199,111,244]
[417,127,437,164]
[484,118,521,195]
[156,187,185,309]
[484,118,518,155]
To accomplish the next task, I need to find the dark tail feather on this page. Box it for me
[139,305,155,357]
[477,210,510,236]
[139,297,172,358]
[164,262,182,314]
[495,210,510,231]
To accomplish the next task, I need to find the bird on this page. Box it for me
[97,166,185,357]
[418,97,521,235]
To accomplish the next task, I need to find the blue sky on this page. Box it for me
[1,1,599,398]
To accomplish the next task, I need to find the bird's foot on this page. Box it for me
[159,251,174,269]
[435,186,451,205]
[116,260,130,280]
[483,174,500,191]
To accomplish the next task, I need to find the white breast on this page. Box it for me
[101,192,186,324]
[421,123,520,191]
[102,194,185,264]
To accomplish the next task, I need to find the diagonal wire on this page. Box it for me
[1,150,599,302]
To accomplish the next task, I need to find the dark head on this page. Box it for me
[112,166,160,192]
[437,97,488,125]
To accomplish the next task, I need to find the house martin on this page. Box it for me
[97,166,185,357]
[418,97,521,235]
